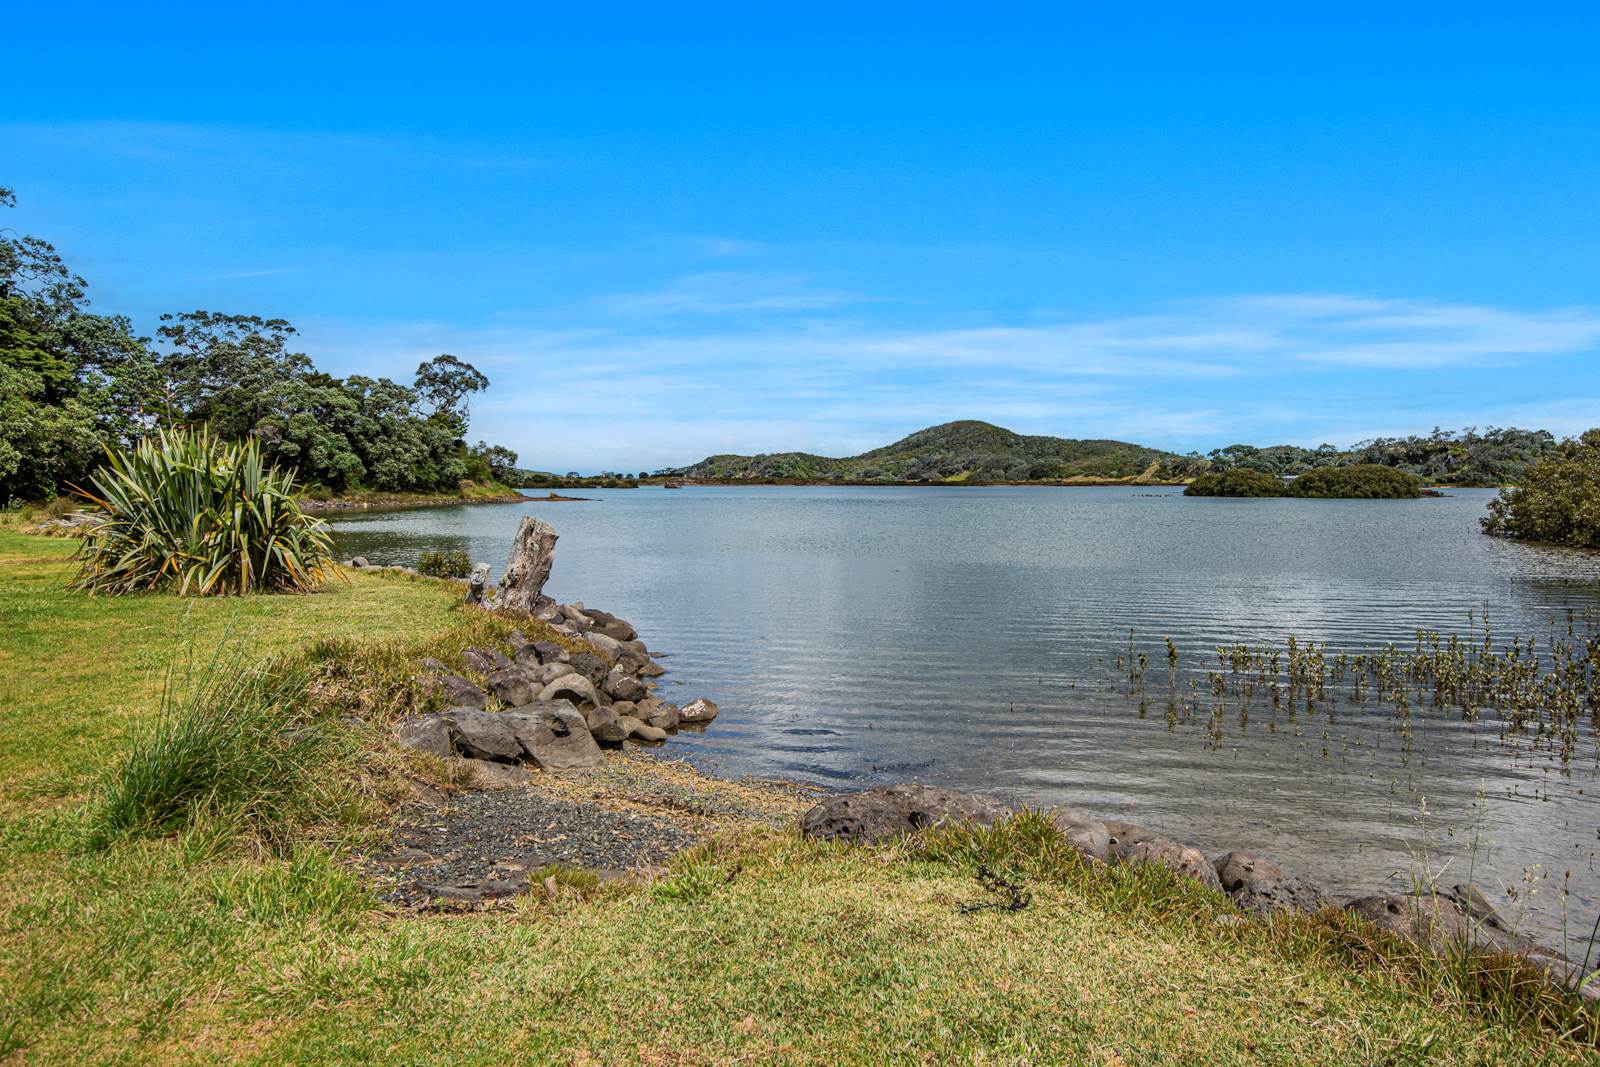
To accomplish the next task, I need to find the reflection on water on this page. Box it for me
[332,486,1600,942]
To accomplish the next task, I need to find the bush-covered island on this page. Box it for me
[1184,463,1423,499]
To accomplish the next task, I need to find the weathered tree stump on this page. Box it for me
[500,517,558,615]
[466,562,492,607]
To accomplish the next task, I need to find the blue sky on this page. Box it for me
[5,5,1599,472]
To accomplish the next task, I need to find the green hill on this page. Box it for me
[668,420,1175,483]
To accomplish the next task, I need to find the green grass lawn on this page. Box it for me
[0,529,1595,1064]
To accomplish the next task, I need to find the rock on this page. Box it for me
[585,703,631,743]
[466,562,492,606]
[644,702,680,731]
[585,608,638,641]
[512,641,568,669]
[559,603,594,628]
[1046,807,1110,862]
[462,646,510,674]
[415,876,526,901]
[538,673,602,708]
[448,757,534,791]
[395,714,452,759]
[678,698,719,725]
[627,719,666,742]
[418,656,449,674]
[1213,851,1331,915]
[610,700,638,718]
[485,667,537,708]
[564,652,610,687]
[435,674,488,710]
[603,667,647,703]
[350,556,370,568]
[502,703,604,769]
[1123,839,1224,892]
[1103,819,1166,861]
[1345,894,1475,953]
[441,707,522,763]
[585,631,624,659]
[532,641,569,663]
[506,629,528,647]
[799,783,1013,843]
[500,517,559,615]
[637,659,667,678]
[527,661,584,685]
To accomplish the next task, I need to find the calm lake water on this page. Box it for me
[332,486,1600,943]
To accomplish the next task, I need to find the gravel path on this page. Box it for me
[365,788,702,906]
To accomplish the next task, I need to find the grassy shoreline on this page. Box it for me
[1,528,1595,1063]
[297,479,528,512]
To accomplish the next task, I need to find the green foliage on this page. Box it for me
[1172,427,1561,487]
[1290,464,1422,499]
[1482,429,1600,547]
[1186,464,1422,499]
[70,427,336,596]
[84,653,335,851]
[416,548,472,578]
[1184,468,1287,497]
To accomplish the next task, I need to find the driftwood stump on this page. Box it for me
[466,563,492,607]
[500,517,558,615]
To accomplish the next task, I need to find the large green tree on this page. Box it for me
[1482,430,1600,548]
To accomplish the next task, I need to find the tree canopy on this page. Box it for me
[1482,430,1600,548]
[0,187,514,503]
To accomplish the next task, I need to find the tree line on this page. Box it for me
[0,186,521,505]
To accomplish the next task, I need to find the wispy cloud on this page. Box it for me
[296,290,1600,471]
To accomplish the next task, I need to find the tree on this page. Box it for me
[413,354,488,439]
[1482,430,1600,548]
[154,311,308,437]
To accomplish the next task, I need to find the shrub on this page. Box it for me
[417,548,473,578]
[1290,464,1421,499]
[84,653,338,851]
[70,427,336,595]
[1183,469,1287,497]
[1482,429,1600,547]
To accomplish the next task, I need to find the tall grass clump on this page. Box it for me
[70,427,336,596]
[84,652,340,852]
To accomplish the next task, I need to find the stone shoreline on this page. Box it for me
[359,516,1597,1005]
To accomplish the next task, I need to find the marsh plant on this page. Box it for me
[416,548,473,578]
[70,427,336,595]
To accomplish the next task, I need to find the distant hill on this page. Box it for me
[665,420,1175,483]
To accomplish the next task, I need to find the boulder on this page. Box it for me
[350,556,370,568]
[512,641,568,669]
[395,714,452,758]
[1345,894,1475,953]
[1103,819,1166,861]
[585,703,631,743]
[618,637,650,659]
[435,674,488,710]
[627,719,666,743]
[560,603,595,628]
[532,641,569,663]
[564,652,610,686]
[800,784,1012,843]
[610,700,638,718]
[500,517,559,615]
[503,702,604,769]
[538,673,602,708]
[462,646,510,674]
[441,707,522,763]
[417,656,449,674]
[585,609,638,641]
[645,702,680,731]
[603,667,647,703]
[448,756,533,791]
[636,659,667,678]
[1123,838,1224,892]
[485,667,537,709]
[678,698,719,725]
[1213,851,1331,915]
[585,631,624,659]
[1046,807,1111,862]
[528,661,584,686]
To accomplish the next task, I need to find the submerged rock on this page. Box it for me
[799,783,1012,843]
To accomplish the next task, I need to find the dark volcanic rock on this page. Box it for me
[395,714,452,759]
[585,703,630,744]
[1103,819,1166,861]
[502,703,604,769]
[485,667,537,709]
[435,674,488,710]
[1213,851,1331,915]
[1046,806,1110,862]
[463,646,511,674]
[678,698,719,725]
[565,652,610,687]
[1345,893,1475,952]
[799,783,1012,843]
[1123,838,1224,892]
[603,668,647,703]
[442,707,522,763]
